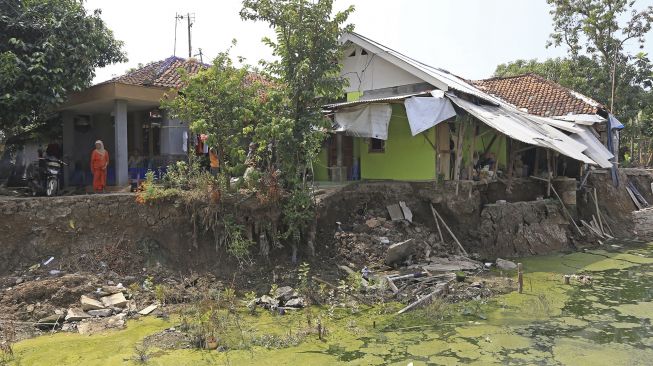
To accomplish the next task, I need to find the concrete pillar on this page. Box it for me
[62,111,74,187]
[114,100,128,186]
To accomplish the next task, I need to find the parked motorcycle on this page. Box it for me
[27,157,66,196]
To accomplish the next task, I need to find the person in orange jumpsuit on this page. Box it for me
[90,140,109,193]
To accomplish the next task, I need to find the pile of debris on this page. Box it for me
[33,284,158,335]
[249,286,306,312]
[333,203,459,268]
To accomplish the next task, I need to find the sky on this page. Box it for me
[87,0,653,84]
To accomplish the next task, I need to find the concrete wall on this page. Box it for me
[341,44,423,94]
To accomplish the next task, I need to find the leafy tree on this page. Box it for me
[546,0,653,113]
[163,48,274,177]
[0,0,126,143]
[240,0,354,188]
[240,0,354,261]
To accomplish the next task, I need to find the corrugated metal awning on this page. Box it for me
[324,91,432,110]
[446,93,598,166]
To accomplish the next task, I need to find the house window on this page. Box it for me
[369,138,385,153]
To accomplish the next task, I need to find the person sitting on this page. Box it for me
[477,152,496,171]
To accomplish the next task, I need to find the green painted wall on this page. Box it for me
[460,123,506,169]
[347,91,363,102]
[358,104,436,181]
[314,147,329,181]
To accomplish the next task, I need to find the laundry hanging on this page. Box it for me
[404,91,456,136]
[334,103,392,140]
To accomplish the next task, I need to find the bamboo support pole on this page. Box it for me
[593,188,605,234]
[454,119,467,195]
[468,121,478,180]
[430,204,468,256]
[546,150,552,197]
[506,138,515,193]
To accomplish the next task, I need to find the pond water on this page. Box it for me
[10,243,653,365]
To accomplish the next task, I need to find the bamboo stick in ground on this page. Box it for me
[430,203,444,244]
[517,263,523,294]
[593,188,605,234]
[430,204,468,256]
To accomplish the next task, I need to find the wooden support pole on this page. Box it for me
[454,119,467,195]
[534,147,540,176]
[431,205,444,244]
[468,121,478,180]
[434,125,439,185]
[506,138,515,193]
[494,134,504,177]
[546,149,552,197]
[517,263,523,294]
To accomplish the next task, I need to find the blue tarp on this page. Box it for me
[607,114,623,187]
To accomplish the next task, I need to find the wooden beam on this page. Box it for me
[468,121,478,180]
[506,138,515,193]
[454,118,467,195]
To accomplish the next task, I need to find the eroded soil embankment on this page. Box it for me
[1,169,647,276]
[0,194,231,275]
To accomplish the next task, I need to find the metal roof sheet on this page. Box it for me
[324,91,432,109]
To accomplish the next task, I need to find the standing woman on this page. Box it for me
[90,140,109,193]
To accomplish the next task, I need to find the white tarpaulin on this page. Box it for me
[334,103,392,140]
[404,92,456,136]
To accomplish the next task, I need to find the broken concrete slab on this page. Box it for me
[138,304,158,316]
[87,309,113,317]
[496,258,517,270]
[80,295,104,311]
[399,201,413,223]
[257,295,280,308]
[387,204,404,221]
[274,286,296,302]
[385,239,416,265]
[284,297,305,308]
[100,292,128,308]
[65,308,91,322]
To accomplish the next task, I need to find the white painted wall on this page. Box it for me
[341,44,423,93]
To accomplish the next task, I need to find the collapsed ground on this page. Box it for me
[0,168,650,348]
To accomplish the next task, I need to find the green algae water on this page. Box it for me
[9,243,653,365]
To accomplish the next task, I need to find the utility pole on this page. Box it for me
[187,12,193,58]
[194,48,204,63]
[173,12,195,58]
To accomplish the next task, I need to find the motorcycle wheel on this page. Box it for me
[46,177,58,197]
